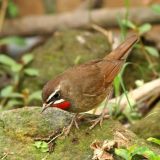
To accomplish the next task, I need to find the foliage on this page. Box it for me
[118,0,160,77]
[147,137,160,146]
[112,63,142,123]
[151,4,160,14]
[113,0,160,123]
[33,141,49,153]
[144,46,159,58]
[7,0,19,18]
[121,19,159,58]
[115,145,160,160]
[0,54,41,109]
[0,36,26,46]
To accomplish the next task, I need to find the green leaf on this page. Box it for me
[131,146,159,159]
[147,137,160,146]
[121,19,136,29]
[24,68,39,76]
[74,55,81,65]
[0,37,25,46]
[7,99,23,108]
[28,90,42,103]
[138,23,152,35]
[0,86,13,97]
[131,146,147,156]
[118,62,133,111]
[115,145,160,160]
[22,54,34,65]
[40,142,49,153]
[41,142,48,148]
[115,148,131,160]
[9,92,23,98]
[0,54,22,72]
[33,141,49,153]
[7,0,19,18]
[128,145,137,153]
[145,46,159,57]
[41,147,49,153]
[33,141,42,148]
[114,75,121,97]
[151,4,160,14]
[0,54,17,66]
[119,62,132,77]
[11,63,23,72]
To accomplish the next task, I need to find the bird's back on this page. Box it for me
[63,35,138,112]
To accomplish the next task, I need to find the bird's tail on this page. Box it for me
[104,35,139,60]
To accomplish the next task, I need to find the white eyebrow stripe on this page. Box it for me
[54,99,65,104]
[46,85,60,102]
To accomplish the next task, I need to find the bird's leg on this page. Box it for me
[89,109,110,130]
[64,113,79,136]
[89,86,113,130]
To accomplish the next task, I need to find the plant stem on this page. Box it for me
[121,0,130,40]
[0,0,8,31]
[139,38,158,77]
[119,75,133,110]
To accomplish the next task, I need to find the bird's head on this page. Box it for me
[41,76,71,112]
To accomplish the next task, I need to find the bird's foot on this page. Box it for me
[89,114,110,130]
[64,114,80,136]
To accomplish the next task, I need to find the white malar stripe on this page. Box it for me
[47,85,61,102]
[54,99,65,104]
[43,102,52,108]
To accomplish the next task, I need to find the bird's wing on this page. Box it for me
[97,59,124,84]
[66,61,112,97]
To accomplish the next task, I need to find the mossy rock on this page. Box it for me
[23,30,111,91]
[0,107,159,159]
[131,102,160,139]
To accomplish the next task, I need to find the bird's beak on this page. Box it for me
[41,103,51,113]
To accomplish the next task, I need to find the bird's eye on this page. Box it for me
[54,92,60,99]
[46,91,61,104]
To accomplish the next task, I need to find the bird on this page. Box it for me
[41,35,138,131]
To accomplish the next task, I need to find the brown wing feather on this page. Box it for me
[105,34,138,60]
[99,34,138,84]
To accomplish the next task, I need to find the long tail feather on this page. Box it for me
[104,35,139,60]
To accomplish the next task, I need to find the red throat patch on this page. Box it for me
[51,101,71,110]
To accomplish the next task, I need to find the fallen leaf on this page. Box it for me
[90,140,116,160]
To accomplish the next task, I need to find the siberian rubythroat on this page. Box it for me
[42,35,138,114]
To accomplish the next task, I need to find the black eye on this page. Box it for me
[54,92,60,99]
[46,91,61,104]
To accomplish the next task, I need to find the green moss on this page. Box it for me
[131,102,160,139]
[0,107,159,159]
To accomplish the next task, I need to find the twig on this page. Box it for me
[47,127,65,144]
[92,78,160,115]
[92,24,113,46]
[0,0,8,32]
[41,154,49,160]
[1,153,8,160]
[0,152,13,160]
[1,7,160,36]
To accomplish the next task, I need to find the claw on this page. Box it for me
[89,114,110,130]
[64,114,79,136]
[89,86,112,130]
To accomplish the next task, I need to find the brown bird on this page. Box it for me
[42,35,138,130]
